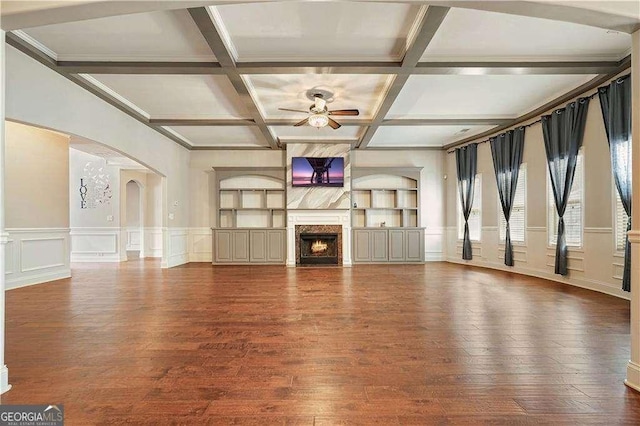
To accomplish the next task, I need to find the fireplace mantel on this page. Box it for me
[286,210,352,267]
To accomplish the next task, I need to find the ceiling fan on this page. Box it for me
[278,93,359,129]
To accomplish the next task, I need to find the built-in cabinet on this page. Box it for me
[351,167,425,263]
[353,228,424,263]
[214,228,285,264]
[212,168,286,264]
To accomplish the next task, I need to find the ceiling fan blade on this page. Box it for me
[293,118,309,127]
[328,109,360,116]
[314,96,326,111]
[327,117,341,130]
[279,108,309,114]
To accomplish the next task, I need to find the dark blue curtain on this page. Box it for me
[456,144,478,260]
[599,74,632,292]
[490,128,526,266]
[542,97,591,276]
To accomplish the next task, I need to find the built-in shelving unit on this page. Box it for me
[212,167,286,264]
[351,167,424,263]
[351,167,420,228]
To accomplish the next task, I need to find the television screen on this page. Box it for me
[292,157,344,187]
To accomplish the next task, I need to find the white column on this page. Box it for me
[0,29,11,394]
[626,29,640,393]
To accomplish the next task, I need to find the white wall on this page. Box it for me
[5,45,190,267]
[444,78,628,299]
[5,121,71,289]
[69,148,122,262]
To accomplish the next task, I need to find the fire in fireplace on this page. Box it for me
[299,233,338,265]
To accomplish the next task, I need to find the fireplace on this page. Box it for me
[299,233,339,265]
[294,224,343,266]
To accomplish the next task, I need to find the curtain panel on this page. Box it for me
[455,143,478,260]
[599,74,632,292]
[542,97,591,276]
[490,127,526,267]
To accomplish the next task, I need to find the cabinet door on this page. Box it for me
[370,230,388,262]
[232,230,250,262]
[250,230,267,262]
[388,229,405,262]
[266,230,285,263]
[353,230,371,262]
[214,230,233,263]
[405,229,424,262]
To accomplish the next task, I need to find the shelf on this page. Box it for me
[351,169,421,229]
[216,168,286,229]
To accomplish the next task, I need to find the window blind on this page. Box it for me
[458,175,482,241]
[499,167,526,243]
[615,192,629,251]
[548,154,583,247]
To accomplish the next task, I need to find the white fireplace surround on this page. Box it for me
[286,210,352,267]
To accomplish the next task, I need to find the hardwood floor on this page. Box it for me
[2,260,639,424]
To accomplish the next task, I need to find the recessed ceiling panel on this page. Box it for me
[21,10,215,62]
[168,126,267,147]
[369,125,495,148]
[421,8,631,62]
[387,74,595,119]
[213,2,421,61]
[246,74,391,120]
[89,74,250,118]
[271,125,362,141]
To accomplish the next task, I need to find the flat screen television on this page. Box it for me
[292,157,344,187]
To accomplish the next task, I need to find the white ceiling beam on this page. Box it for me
[5,32,193,150]
[357,5,450,149]
[188,6,278,149]
[443,56,632,150]
[54,60,620,76]
[58,61,225,75]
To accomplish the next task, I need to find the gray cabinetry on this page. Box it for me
[388,229,405,262]
[213,228,285,264]
[352,228,424,263]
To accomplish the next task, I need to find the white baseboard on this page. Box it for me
[425,253,444,261]
[6,269,70,290]
[446,256,629,300]
[0,365,10,395]
[70,253,121,263]
[626,361,640,394]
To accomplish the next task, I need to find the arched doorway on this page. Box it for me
[125,180,144,260]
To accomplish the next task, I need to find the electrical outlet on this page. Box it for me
[106,215,114,221]
[169,213,175,220]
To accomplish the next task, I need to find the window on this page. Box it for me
[458,174,482,241]
[548,153,583,247]
[499,166,526,243]
[614,191,629,251]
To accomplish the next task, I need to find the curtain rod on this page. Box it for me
[446,90,601,154]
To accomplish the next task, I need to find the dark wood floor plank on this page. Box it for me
[0,260,638,424]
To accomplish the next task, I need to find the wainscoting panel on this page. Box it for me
[70,227,121,262]
[163,228,189,268]
[189,228,212,262]
[424,227,444,261]
[144,227,163,258]
[5,228,71,290]
[126,227,142,251]
[445,225,628,300]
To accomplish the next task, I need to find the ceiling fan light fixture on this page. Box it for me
[308,113,329,128]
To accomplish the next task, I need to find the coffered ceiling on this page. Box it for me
[3,1,637,150]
